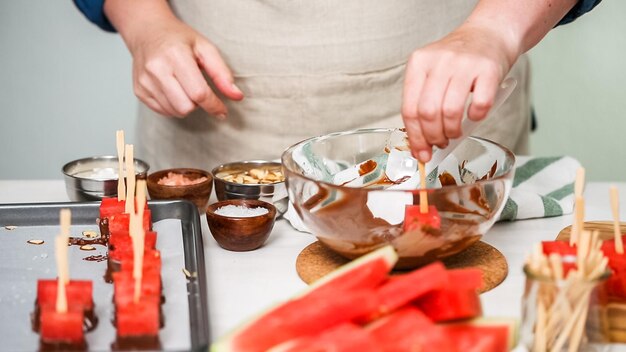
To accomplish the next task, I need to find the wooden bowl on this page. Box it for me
[147,168,213,212]
[206,199,276,251]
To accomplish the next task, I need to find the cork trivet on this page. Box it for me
[556,221,626,242]
[296,240,508,293]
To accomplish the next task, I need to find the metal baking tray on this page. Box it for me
[0,200,209,351]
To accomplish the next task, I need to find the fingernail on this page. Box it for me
[232,83,242,94]
[216,114,227,120]
[418,150,431,162]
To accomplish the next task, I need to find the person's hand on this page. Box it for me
[401,24,518,162]
[124,17,243,118]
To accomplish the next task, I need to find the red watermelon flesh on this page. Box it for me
[367,307,454,351]
[100,198,150,219]
[40,307,84,343]
[220,289,379,352]
[100,197,126,219]
[415,269,483,322]
[113,271,161,306]
[541,241,577,257]
[109,230,157,253]
[404,205,441,232]
[372,261,448,318]
[119,249,162,273]
[439,318,517,352]
[37,280,93,310]
[269,323,380,352]
[116,300,160,337]
[108,211,152,237]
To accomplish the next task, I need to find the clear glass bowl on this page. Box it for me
[281,128,515,269]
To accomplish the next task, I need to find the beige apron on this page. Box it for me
[136,0,531,171]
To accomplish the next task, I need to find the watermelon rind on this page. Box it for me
[296,244,398,297]
[441,316,519,350]
[210,245,398,352]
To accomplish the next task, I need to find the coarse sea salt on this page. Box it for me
[215,205,269,217]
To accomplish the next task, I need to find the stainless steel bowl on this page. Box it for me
[62,156,150,201]
[211,160,288,215]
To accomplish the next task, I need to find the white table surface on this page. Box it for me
[2,180,626,350]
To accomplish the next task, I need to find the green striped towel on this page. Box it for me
[497,156,580,221]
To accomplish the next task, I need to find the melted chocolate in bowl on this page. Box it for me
[282,129,515,269]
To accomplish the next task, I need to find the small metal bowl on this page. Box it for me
[211,160,287,215]
[62,156,150,201]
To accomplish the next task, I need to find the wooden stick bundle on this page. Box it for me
[526,229,608,352]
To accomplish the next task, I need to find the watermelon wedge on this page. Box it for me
[415,268,483,322]
[439,317,519,352]
[367,307,454,351]
[268,323,380,352]
[211,246,398,352]
[213,289,378,352]
[372,261,448,317]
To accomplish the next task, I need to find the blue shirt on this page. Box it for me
[74,0,602,32]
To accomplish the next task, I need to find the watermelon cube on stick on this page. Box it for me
[40,307,85,344]
[37,279,93,311]
[100,197,126,219]
[415,268,483,322]
[108,211,152,237]
[404,204,441,232]
[269,323,381,352]
[100,197,150,220]
[116,300,160,337]
[113,271,161,306]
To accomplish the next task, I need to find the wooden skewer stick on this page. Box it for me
[59,209,71,283]
[574,168,585,198]
[534,300,547,352]
[55,236,68,313]
[133,180,147,303]
[550,288,591,352]
[418,161,428,214]
[549,253,563,280]
[55,209,71,313]
[610,186,624,254]
[116,130,126,201]
[569,168,585,246]
[124,145,136,215]
[570,197,585,246]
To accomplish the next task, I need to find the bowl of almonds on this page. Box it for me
[211,160,287,215]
